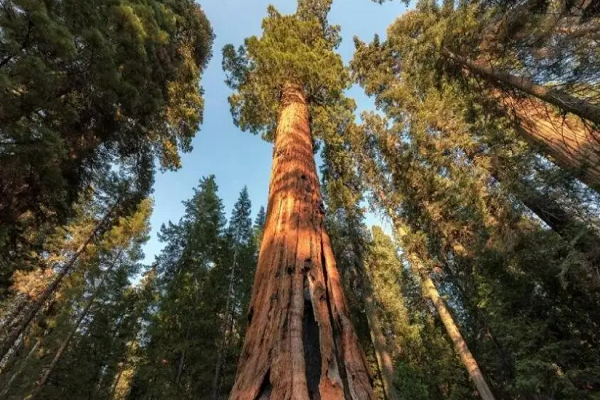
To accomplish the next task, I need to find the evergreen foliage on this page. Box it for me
[0,0,214,286]
[127,179,258,400]
[1,1,600,399]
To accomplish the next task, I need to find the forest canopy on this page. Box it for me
[1,0,599,399]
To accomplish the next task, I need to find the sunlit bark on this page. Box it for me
[416,267,496,400]
[501,95,600,192]
[229,83,373,400]
[444,48,600,126]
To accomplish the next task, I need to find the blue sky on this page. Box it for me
[142,0,407,263]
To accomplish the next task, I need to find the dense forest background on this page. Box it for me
[1,0,599,399]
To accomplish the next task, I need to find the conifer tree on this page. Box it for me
[0,198,151,400]
[254,207,267,248]
[0,0,214,283]
[366,226,475,400]
[213,187,257,400]
[222,1,373,398]
[355,0,600,192]
[128,176,231,399]
[346,99,600,398]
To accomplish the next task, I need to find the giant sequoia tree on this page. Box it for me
[222,1,373,398]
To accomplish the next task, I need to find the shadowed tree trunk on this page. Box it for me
[228,83,373,400]
[0,338,40,396]
[361,271,400,400]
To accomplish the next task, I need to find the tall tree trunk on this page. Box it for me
[0,338,40,396]
[29,276,105,399]
[500,95,600,192]
[443,48,600,126]
[109,364,124,400]
[415,266,496,400]
[213,231,240,400]
[0,204,115,362]
[444,49,600,191]
[361,271,400,400]
[484,156,600,290]
[176,325,191,393]
[229,83,373,400]
[370,182,496,400]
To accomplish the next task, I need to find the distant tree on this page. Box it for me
[212,187,257,400]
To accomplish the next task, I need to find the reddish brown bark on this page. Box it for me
[444,48,600,191]
[229,83,374,400]
[443,48,600,126]
[501,94,600,192]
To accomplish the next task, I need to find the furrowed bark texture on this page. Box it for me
[446,48,600,191]
[501,95,600,192]
[228,83,374,400]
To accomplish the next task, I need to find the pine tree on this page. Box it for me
[129,176,228,400]
[254,207,267,248]
[366,226,475,400]
[346,92,600,398]
[222,1,373,398]
[0,198,152,400]
[213,187,257,400]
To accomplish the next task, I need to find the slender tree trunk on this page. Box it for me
[441,264,515,379]
[361,272,400,400]
[109,364,124,400]
[416,266,496,400]
[229,82,373,400]
[370,182,496,400]
[0,204,115,362]
[213,232,240,400]
[176,328,190,393]
[443,48,600,126]
[29,277,105,399]
[0,339,40,396]
[482,156,600,290]
[0,293,29,331]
